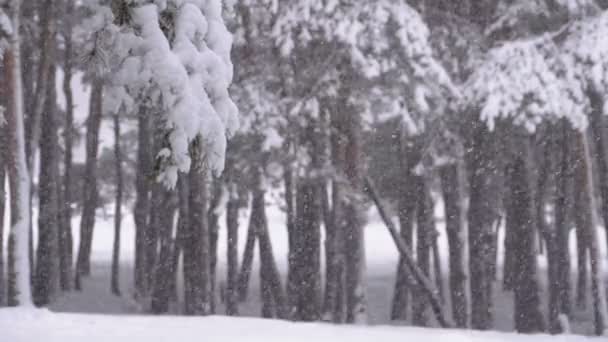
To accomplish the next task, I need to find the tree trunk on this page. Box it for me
[439,163,469,328]
[505,139,545,333]
[207,178,222,314]
[465,121,498,330]
[587,88,608,256]
[549,120,573,332]
[110,113,123,297]
[169,175,189,302]
[150,183,177,313]
[574,130,608,336]
[391,133,420,321]
[74,78,103,290]
[134,106,152,299]
[290,180,321,321]
[412,179,432,327]
[0,119,5,306]
[4,3,33,304]
[59,0,75,292]
[33,62,61,306]
[254,170,288,319]
[225,184,239,316]
[237,203,256,302]
[183,140,211,315]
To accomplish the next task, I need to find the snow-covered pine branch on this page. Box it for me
[101,0,238,188]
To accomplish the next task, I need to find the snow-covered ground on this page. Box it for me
[0,307,601,342]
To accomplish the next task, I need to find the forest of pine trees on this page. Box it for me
[1,0,608,338]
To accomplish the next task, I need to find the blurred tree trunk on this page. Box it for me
[505,137,545,333]
[110,113,123,297]
[74,78,103,290]
[574,130,608,336]
[169,175,188,301]
[412,179,432,327]
[134,106,152,299]
[465,120,499,330]
[33,62,61,306]
[391,132,421,321]
[225,183,239,316]
[58,0,75,292]
[0,117,5,307]
[439,163,469,328]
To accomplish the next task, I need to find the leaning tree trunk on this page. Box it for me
[505,137,545,333]
[465,120,499,330]
[133,106,152,299]
[412,179,432,327]
[439,163,469,328]
[237,197,257,302]
[34,63,61,306]
[59,0,75,292]
[4,4,33,304]
[574,130,608,336]
[74,78,103,290]
[110,112,123,297]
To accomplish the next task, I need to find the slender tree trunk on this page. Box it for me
[237,203,256,302]
[183,139,210,315]
[225,184,239,316]
[254,169,288,319]
[549,120,572,332]
[59,0,75,292]
[391,133,420,321]
[134,106,152,299]
[34,62,61,306]
[207,178,222,314]
[169,175,189,301]
[4,1,33,304]
[466,120,499,330]
[576,220,588,309]
[505,138,545,333]
[574,130,608,336]
[74,78,103,290]
[150,184,177,313]
[412,179,432,327]
[0,119,5,306]
[587,88,608,255]
[110,113,123,297]
[439,163,469,328]
[290,180,321,321]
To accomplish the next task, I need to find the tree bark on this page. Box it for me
[225,184,239,316]
[134,106,152,299]
[74,78,103,290]
[465,120,499,330]
[439,163,469,328]
[505,138,545,333]
[4,2,33,304]
[59,0,75,292]
[33,62,61,306]
[207,178,222,314]
[574,130,608,336]
[183,139,211,315]
[110,113,123,297]
[391,133,421,321]
[237,202,256,302]
[412,179,432,327]
[0,118,5,306]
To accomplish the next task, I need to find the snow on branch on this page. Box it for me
[102,0,238,188]
[463,35,587,133]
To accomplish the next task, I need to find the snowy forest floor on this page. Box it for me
[3,201,606,337]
